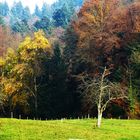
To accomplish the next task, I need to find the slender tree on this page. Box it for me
[79,67,128,127]
[17,30,51,118]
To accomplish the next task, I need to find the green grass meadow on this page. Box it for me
[0,118,139,140]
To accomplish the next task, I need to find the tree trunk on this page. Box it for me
[97,110,102,128]
[34,76,38,119]
[97,67,106,128]
[35,95,38,119]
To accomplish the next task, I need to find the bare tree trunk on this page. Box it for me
[34,76,38,119]
[97,67,106,128]
[97,109,102,128]
[97,100,102,128]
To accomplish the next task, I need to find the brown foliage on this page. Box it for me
[0,26,22,56]
[72,0,140,72]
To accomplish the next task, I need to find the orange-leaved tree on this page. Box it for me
[73,0,140,71]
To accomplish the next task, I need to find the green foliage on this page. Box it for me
[34,5,41,17]
[34,3,52,19]
[63,25,78,62]
[11,20,30,34]
[10,1,31,27]
[52,0,83,10]
[34,17,50,32]
[0,2,9,16]
[52,7,68,27]
[0,16,5,26]
[41,3,52,18]
[52,0,81,27]
[11,1,24,19]
[22,7,31,21]
[128,84,136,111]
[127,41,140,101]
[10,1,31,34]
[38,42,76,119]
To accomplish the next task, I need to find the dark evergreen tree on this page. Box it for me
[52,7,67,27]
[3,1,9,16]
[11,20,30,34]
[0,2,9,16]
[34,17,50,32]
[41,3,52,18]
[11,1,24,20]
[51,0,83,27]
[51,0,83,11]
[37,43,78,119]
[34,5,41,17]
[22,6,31,21]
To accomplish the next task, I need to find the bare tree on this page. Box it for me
[79,67,128,128]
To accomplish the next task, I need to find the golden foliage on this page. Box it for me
[0,57,5,67]
[12,93,28,108]
[19,30,51,61]
[2,78,23,95]
[0,30,51,110]
[12,63,33,79]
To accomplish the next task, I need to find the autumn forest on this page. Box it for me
[0,0,140,125]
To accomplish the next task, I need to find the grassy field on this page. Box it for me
[0,118,139,140]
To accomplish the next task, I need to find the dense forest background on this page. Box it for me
[0,0,140,119]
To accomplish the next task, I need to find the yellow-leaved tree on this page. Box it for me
[16,30,51,118]
[0,48,24,115]
[0,30,51,117]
